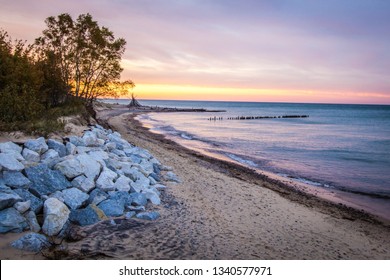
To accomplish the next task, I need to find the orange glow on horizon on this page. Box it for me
[118,84,390,105]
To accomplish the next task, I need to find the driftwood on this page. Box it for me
[128,93,142,108]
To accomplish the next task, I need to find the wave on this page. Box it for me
[180,133,193,140]
[278,173,333,188]
[155,125,225,148]
[278,173,390,199]
[225,153,258,168]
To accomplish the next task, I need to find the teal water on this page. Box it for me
[104,99,390,217]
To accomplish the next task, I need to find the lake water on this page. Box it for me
[104,99,390,219]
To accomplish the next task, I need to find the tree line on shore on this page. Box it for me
[0,13,134,133]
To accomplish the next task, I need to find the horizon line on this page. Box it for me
[99,97,390,106]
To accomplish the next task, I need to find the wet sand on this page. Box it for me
[2,104,389,259]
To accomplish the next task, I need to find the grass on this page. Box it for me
[0,99,89,137]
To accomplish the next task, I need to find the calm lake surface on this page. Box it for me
[104,99,390,219]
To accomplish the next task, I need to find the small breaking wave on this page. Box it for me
[278,173,390,199]
[225,153,258,168]
[278,173,333,189]
[180,133,193,140]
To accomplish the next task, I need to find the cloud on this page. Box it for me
[1,0,390,100]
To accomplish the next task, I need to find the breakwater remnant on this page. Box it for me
[208,115,309,121]
[0,125,179,253]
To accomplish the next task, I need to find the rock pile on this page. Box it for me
[0,124,178,252]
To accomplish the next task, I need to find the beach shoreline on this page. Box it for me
[1,103,389,260]
[124,107,390,226]
[81,104,389,259]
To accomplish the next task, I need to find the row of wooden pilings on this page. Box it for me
[208,115,309,121]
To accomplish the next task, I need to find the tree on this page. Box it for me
[35,13,127,103]
[101,79,135,99]
[0,30,44,122]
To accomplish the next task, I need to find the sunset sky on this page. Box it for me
[1,0,390,104]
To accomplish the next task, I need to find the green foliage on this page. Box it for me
[0,85,44,122]
[0,97,87,136]
[0,12,133,135]
[0,30,45,123]
[36,13,129,103]
[38,50,70,108]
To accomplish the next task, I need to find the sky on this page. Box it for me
[1,0,390,104]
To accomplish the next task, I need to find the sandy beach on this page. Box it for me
[1,104,389,260]
[47,104,388,260]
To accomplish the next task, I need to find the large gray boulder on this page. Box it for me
[125,211,136,219]
[69,204,106,226]
[3,171,31,189]
[148,176,157,185]
[13,189,43,214]
[65,142,77,155]
[149,171,161,183]
[138,159,154,177]
[0,141,22,154]
[111,149,127,157]
[49,191,65,202]
[1,150,25,162]
[24,137,48,155]
[109,191,132,207]
[136,211,160,221]
[41,149,60,163]
[54,157,84,179]
[11,233,51,252]
[154,184,167,190]
[96,168,118,191]
[14,201,31,214]
[71,175,95,193]
[25,210,41,232]
[107,133,131,150]
[113,175,131,192]
[0,186,22,210]
[104,157,126,171]
[54,154,101,180]
[87,189,108,205]
[98,199,124,217]
[82,131,104,147]
[0,153,24,171]
[92,127,108,141]
[76,154,101,180]
[164,171,180,183]
[42,198,70,236]
[0,207,29,233]
[22,148,40,162]
[67,136,85,146]
[123,167,144,182]
[104,142,117,152]
[129,192,147,206]
[88,150,109,166]
[126,147,152,159]
[25,164,71,197]
[75,146,96,154]
[130,175,151,193]
[47,139,67,157]
[61,188,89,210]
[143,188,161,205]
